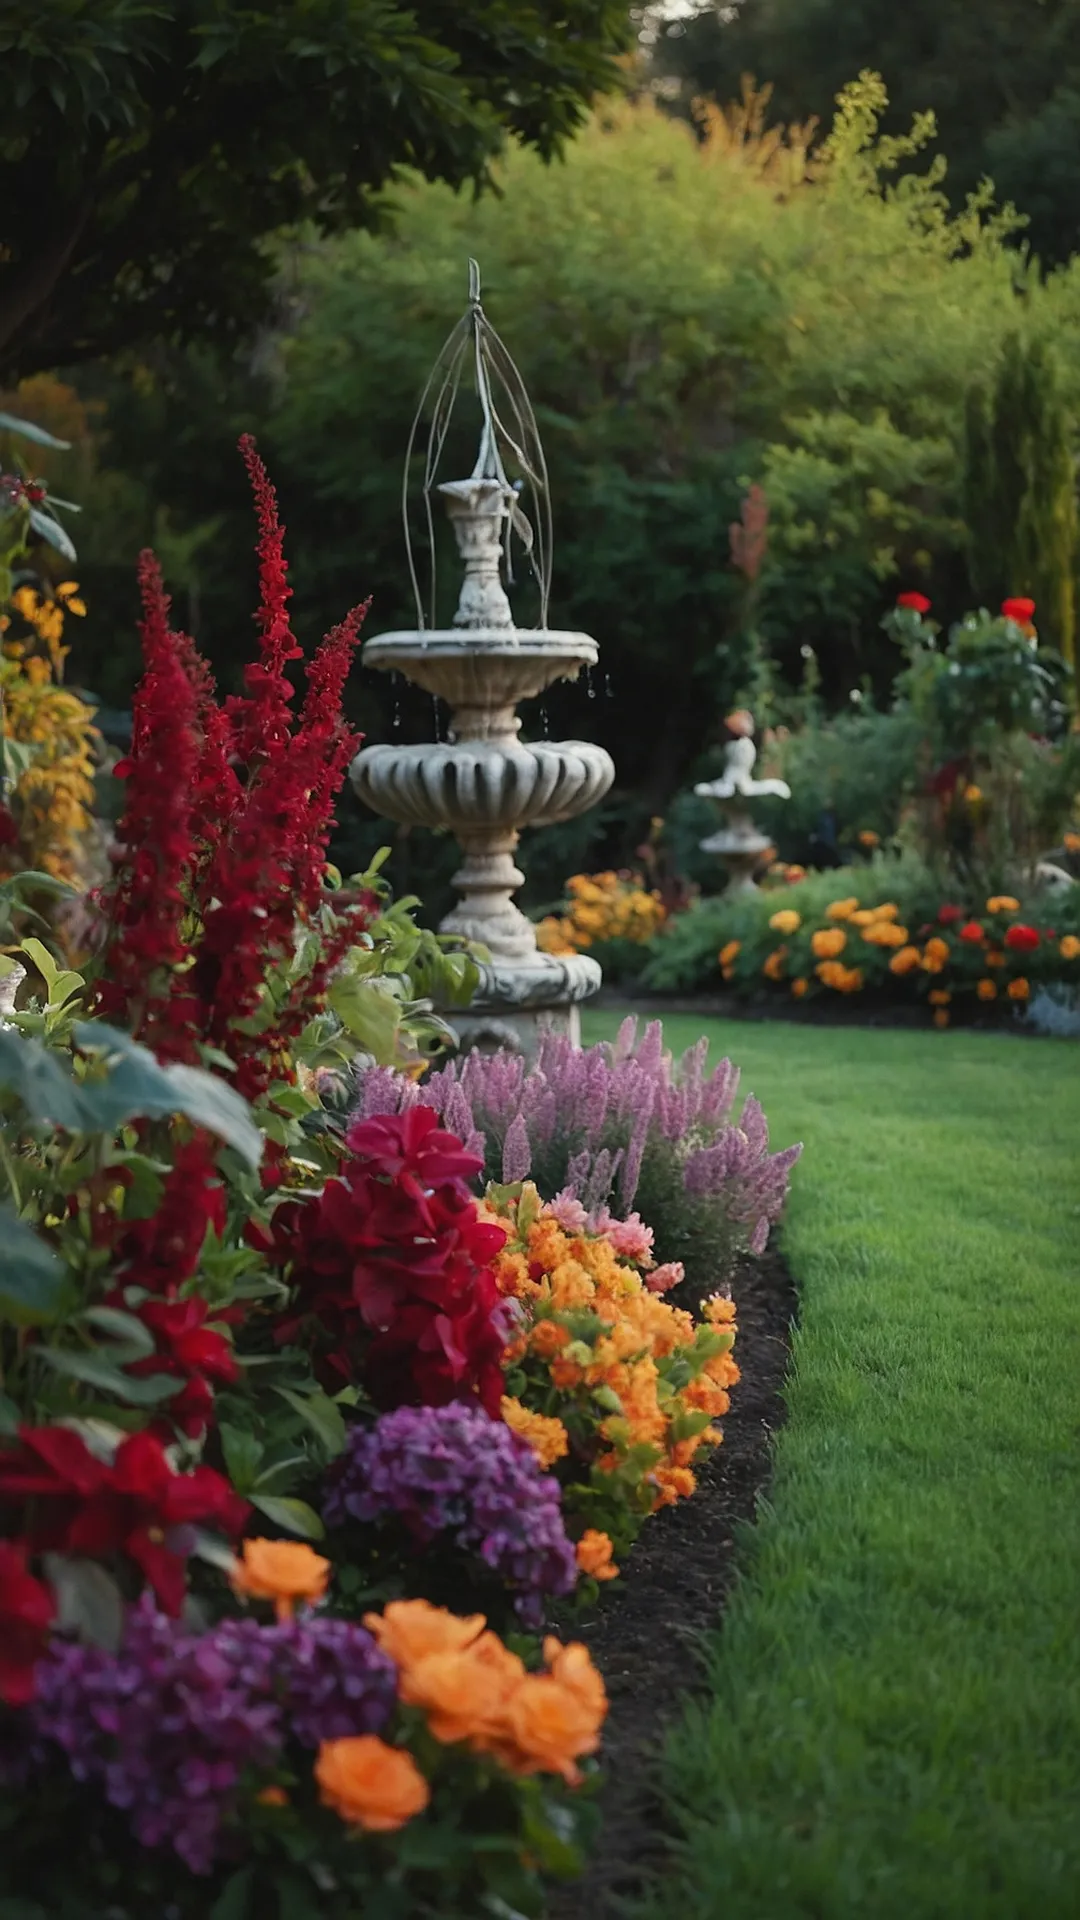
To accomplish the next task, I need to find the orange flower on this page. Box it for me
[812,927,847,958]
[1060,934,1080,960]
[1063,831,1080,853]
[976,978,997,1001]
[791,976,809,998]
[768,908,801,934]
[316,1736,429,1831]
[718,939,741,967]
[889,945,921,975]
[399,1635,526,1746]
[986,896,1020,914]
[529,1319,570,1360]
[921,936,950,973]
[825,897,859,921]
[550,1357,584,1390]
[816,959,862,992]
[543,1638,608,1723]
[500,1668,606,1783]
[928,989,951,1006]
[501,1397,569,1468]
[364,1599,486,1671]
[702,1293,737,1326]
[933,1008,950,1028]
[256,1786,289,1807]
[651,1464,697,1507]
[860,920,908,948]
[858,829,880,847]
[232,1540,330,1621]
[576,1529,619,1582]
[763,946,788,981]
[1007,977,1030,1000]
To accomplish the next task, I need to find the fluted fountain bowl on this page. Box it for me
[352,737,614,835]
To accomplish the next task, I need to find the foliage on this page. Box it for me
[0,0,630,380]
[963,333,1077,665]
[651,0,1080,264]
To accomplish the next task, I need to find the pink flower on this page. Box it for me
[544,1192,589,1234]
[646,1261,685,1295]
[595,1211,655,1264]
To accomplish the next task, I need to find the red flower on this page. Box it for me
[896,591,931,614]
[0,1541,55,1706]
[0,1427,247,1616]
[938,904,966,926]
[131,1296,240,1439]
[959,921,985,944]
[346,1107,487,1204]
[1002,597,1036,624]
[1004,923,1040,951]
[113,1138,227,1295]
[0,802,18,851]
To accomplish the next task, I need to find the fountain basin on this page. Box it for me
[351,738,614,833]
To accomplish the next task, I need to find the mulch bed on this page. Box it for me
[547,1246,799,1919]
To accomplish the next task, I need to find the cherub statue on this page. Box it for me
[694,710,791,802]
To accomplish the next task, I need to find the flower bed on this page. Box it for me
[0,449,801,1918]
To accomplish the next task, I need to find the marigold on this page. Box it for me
[976,978,997,1001]
[501,1397,569,1469]
[986,896,1020,914]
[364,1598,486,1671]
[791,976,809,998]
[718,939,741,967]
[933,1008,950,1028]
[928,989,951,1006]
[576,1529,619,1582]
[825,897,859,921]
[860,920,908,949]
[858,829,880,847]
[768,909,801,934]
[316,1736,429,1831]
[986,948,1006,968]
[889,945,921,976]
[1063,832,1080,854]
[816,960,862,992]
[1060,935,1080,960]
[763,946,788,981]
[1007,977,1030,1001]
[232,1539,330,1621]
[812,926,847,958]
[921,936,950,973]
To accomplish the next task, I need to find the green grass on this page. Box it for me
[582,1013,1080,1920]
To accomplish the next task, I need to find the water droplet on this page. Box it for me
[540,704,550,739]
[604,672,613,700]
[585,666,596,701]
[431,694,442,741]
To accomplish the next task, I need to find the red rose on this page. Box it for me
[1001,597,1036,623]
[1004,923,1039,951]
[896,591,931,614]
[938,904,965,926]
[0,1427,247,1616]
[959,921,985,943]
[0,1541,55,1706]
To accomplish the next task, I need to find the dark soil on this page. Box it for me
[547,1247,799,1920]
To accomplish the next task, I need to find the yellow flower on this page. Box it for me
[1007,977,1030,1001]
[986,896,1020,914]
[791,977,809,998]
[825,897,859,921]
[718,940,741,967]
[763,946,788,981]
[56,581,87,617]
[963,783,984,804]
[1059,935,1080,961]
[976,978,997,1001]
[811,927,846,958]
[768,908,801,935]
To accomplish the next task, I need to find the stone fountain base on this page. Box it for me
[700,812,774,897]
[446,950,600,1057]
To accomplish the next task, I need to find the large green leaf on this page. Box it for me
[72,1023,263,1165]
[327,976,402,1063]
[0,1208,70,1325]
[249,1494,325,1540]
[0,412,71,449]
[42,1554,123,1651]
[0,1027,87,1128]
[275,1384,347,1457]
[36,1347,181,1406]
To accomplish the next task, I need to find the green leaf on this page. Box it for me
[28,505,77,561]
[327,976,402,1063]
[209,1867,255,1920]
[36,1347,180,1405]
[0,1207,70,1325]
[0,1026,87,1128]
[18,937,59,997]
[42,1554,123,1651]
[275,1385,347,1457]
[72,1022,263,1165]
[81,1305,156,1359]
[0,412,71,450]
[220,1423,264,1493]
[249,1495,325,1540]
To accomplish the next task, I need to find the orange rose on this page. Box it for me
[543,1639,608,1722]
[364,1598,486,1671]
[399,1635,526,1746]
[976,978,997,1001]
[576,1529,619,1581]
[811,927,847,958]
[500,1672,606,1784]
[315,1736,429,1831]
[232,1539,330,1621]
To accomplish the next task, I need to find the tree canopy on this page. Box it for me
[0,0,629,379]
[653,0,1080,264]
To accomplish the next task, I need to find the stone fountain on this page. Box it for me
[694,709,790,896]
[350,267,614,1056]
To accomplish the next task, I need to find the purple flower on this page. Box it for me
[22,1603,395,1874]
[323,1403,577,1625]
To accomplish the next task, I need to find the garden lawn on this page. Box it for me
[583,1013,1080,1920]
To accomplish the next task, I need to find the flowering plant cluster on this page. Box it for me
[491,1183,741,1560]
[355,1017,802,1291]
[537,869,666,960]
[715,880,1080,1025]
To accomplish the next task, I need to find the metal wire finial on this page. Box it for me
[401,259,553,631]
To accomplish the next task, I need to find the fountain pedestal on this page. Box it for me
[351,471,614,1056]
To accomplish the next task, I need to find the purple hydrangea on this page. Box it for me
[324,1403,577,1626]
[24,1602,395,1874]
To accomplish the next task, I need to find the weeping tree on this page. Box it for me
[963,332,1078,665]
